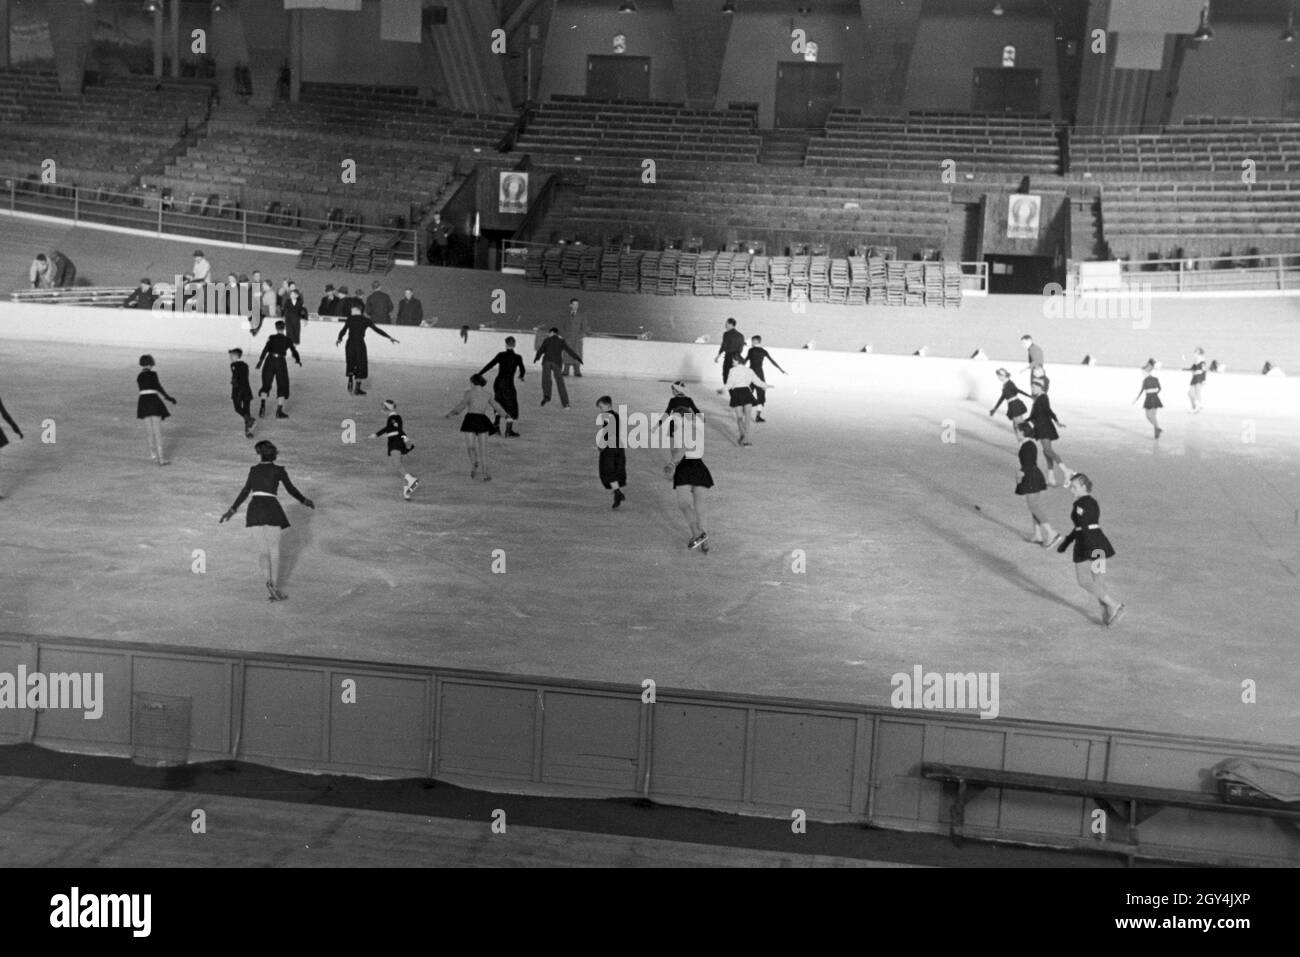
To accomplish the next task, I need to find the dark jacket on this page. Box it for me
[365,290,394,325]
[534,336,582,365]
[396,297,424,326]
[124,287,157,309]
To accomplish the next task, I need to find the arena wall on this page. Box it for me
[2,301,1298,418]
[2,633,1296,866]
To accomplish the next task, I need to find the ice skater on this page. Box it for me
[1014,421,1061,548]
[229,348,255,438]
[372,399,420,500]
[723,351,774,446]
[989,368,1030,432]
[136,354,178,465]
[256,320,301,419]
[1056,472,1125,626]
[1028,378,1071,486]
[337,303,400,396]
[445,374,503,481]
[668,413,713,552]
[745,335,786,423]
[595,395,627,509]
[1020,334,1045,382]
[219,439,315,601]
[534,328,583,408]
[1134,359,1163,438]
[1186,347,1207,413]
[478,336,525,437]
[0,393,23,499]
[714,317,746,394]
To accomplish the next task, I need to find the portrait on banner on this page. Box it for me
[499,172,529,215]
[1007,194,1041,239]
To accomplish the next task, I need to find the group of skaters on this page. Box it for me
[0,301,1223,618]
[989,336,1213,627]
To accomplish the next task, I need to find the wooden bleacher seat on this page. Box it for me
[922,761,1300,863]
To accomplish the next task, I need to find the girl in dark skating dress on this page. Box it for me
[989,368,1030,432]
[1186,347,1207,413]
[667,411,713,551]
[1056,472,1125,626]
[445,374,503,481]
[336,305,400,396]
[136,355,178,466]
[1027,378,1071,486]
[219,440,315,601]
[1134,359,1163,438]
[0,394,23,499]
[372,399,420,500]
[1014,421,1061,548]
[595,395,627,509]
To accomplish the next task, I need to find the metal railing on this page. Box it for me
[1106,253,1300,293]
[2,178,419,263]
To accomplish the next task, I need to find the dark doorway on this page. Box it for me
[972,67,1041,114]
[775,62,843,129]
[587,55,651,100]
[984,254,1062,294]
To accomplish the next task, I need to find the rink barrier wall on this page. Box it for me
[3,302,1299,416]
[1,633,1297,866]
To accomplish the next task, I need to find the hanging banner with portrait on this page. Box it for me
[1006,194,1042,240]
[499,171,529,215]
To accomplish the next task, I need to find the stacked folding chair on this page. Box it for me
[923,262,944,306]
[598,248,621,292]
[542,246,565,287]
[675,252,698,295]
[828,257,850,304]
[846,254,869,305]
[943,263,963,307]
[868,255,888,304]
[903,262,925,307]
[748,256,770,299]
[657,249,680,295]
[729,253,752,300]
[561,245,583,289]
[884,260,907,306]
[333,230,362,270]
[639,251,661,294]
[769,255,792,301]
[525,246,547,287]
[694,252,716,297]
[809,253,830,304]
[619,248,641,293]
[790,254,810,303]
[713,252,734,298]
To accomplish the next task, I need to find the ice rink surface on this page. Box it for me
[0,339,1296,746]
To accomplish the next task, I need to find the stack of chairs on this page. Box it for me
[846,254,869,305]
[903,261,925,306]
[769,255,792,301]
[657,249,680,295]
[675,252,698,294]
[748,256,770,299]
[809,252,830,303]
[694,252,716,296]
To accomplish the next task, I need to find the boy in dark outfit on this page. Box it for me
[595,395,627,509]
[478,336,526,437]
[229,348,255,438]
[745,335,786,422]
[256,320,302,419]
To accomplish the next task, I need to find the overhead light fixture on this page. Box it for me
[992,2,1004,16]
[144,0,159,10]
[722,0,735,12]
[1193,2,1213,41]
[619,1,637,12]
[1283,2,1295,42]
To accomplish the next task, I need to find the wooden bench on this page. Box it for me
[922,761,1300,862]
